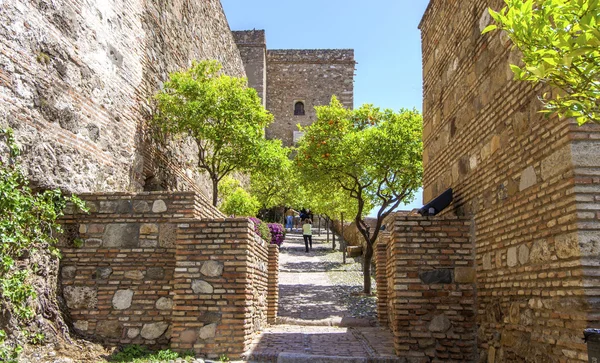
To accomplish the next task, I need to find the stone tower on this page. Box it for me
[233,31,356,147]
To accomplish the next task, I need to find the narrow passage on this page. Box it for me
[246,232,399,362]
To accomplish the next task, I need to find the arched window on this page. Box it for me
[294,101,305,116]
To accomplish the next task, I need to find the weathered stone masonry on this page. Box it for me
[59,192,279,359]
[0,0,244,198]
[418,0,600,361]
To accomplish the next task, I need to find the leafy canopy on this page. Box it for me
[483,0,600,124]
[295,97,422,293]
[154,60,274,205]
[249,139,296,210]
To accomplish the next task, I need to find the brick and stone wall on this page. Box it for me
[233,30,267,107]
[377,215,476,361]
[420,0,600,361]
[266,49,355,146]
[59,192,278,359]
[0,0,244,198]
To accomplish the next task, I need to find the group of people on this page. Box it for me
[284,208,314,253]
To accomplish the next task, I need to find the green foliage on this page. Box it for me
[294,97,423,293]
[219,353,230,362]
[484,0,600,124]
[220,186,260,217]
[154,60,274,206]
[0,128,86,359]
[0,329,21,363]
[110,345,194,362]
[250,139,296,209]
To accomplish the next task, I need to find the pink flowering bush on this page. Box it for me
[268,223,285,246]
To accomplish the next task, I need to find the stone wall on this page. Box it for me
[266,49,355,146]
[59,192,278,359]
[233,30,267,107]
[420,0,600,361]
[0,0,244,197]
[376,215,476,361]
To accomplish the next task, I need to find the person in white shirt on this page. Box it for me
[302,219,312,252]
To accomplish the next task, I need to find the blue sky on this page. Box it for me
[221,0,430,212]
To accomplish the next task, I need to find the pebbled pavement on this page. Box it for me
[245,232,401,363]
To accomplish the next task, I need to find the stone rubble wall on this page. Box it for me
[266,49,355,147]
[420,0,600,361]
[376,215,476,361]
[232,30,267,107]
[0,0,244,197]
[58,192,277,359]
[267,244,280,324]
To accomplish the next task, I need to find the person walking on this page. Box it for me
[302,219,313,252]
[284,208,295,232]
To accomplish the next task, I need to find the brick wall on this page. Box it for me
[266,49,355,147]
[59,192,278,359]
[267,244,280,324]
[420,0,600,361]
[378,215,476,361]
[0,0,244,197]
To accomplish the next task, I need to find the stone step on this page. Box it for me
[248,352,405,363]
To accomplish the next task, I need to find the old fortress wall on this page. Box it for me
[419,0,600,361]
[0,0,245,198]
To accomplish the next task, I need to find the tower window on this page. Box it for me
[294,101,305,116]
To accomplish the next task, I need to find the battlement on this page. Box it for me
[267,49,355,64]
[232,29,266,46]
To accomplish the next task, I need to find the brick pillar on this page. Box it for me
[388,215,476,361]
[375,232,390,327]
[170,218,261,359]
[267,244,279,324]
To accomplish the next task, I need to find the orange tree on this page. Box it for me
[295,97,422,293]
[154,60,273,206]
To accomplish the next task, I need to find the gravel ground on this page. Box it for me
[318,242,378,320]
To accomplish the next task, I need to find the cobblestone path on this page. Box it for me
[245,232,400,363]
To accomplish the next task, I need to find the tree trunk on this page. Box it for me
[211,177,218,207]
[363,240,374,294]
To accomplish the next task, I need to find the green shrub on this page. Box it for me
[220,187,260,217]
[0,128,86,360]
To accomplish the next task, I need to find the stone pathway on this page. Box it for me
[245,232,400,363]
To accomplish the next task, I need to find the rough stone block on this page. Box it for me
[112,289,134,310]
[454,267,475,283]
[192,279,214,294]
[201,260,224,277]
[555,232,579,259]
[103,223,139,248]
[519,166,537,191]
[541,144,571,181]
[95,267,113,279]
[96,320,122,339]
[152,200,167,213]
[73,320,88,332]
[429,314,451,332]
[156,297,173,310]
[419,269,452,284]
[199,323,217,340]
[507,247,518,267]
[99,200,131,214]
[140,223,158,234]
[141,322,169,340]
[127,328,140,339]
[518,244,530,265]
[133,200,151,213]
[180,329,198,343]
[147,267,164,279]
[530,240,551,263]
[124,270,145,280]
[63,286,97,309]
[61,266,77,279]
[159,224,176,248]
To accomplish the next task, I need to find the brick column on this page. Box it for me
[375,232,390,327]
[170,218,268,360]
[388,215,476,361]
[267,244,279,324]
